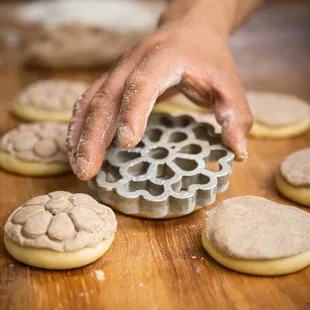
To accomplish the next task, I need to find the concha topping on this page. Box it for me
[246,92,310,126]
[18,80,88,111]
[4,192,117,252]
[0,123,69,164]
[25,23,145,68]
[280,148,310,187]
[205,196,310,259]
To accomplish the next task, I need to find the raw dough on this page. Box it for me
[276,148,310,206]
[12,80,88,122]
[24,23,145,69]
[246,92,310,138]
[153,94,221,133]
[4,191,117,269]
[0,123,71,176]
[202,196,310,275]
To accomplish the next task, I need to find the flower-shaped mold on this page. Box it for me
[95,113,234,218]
[0,123,68,164]
[4,191,117,252]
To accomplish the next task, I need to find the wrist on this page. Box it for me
[159,0,237,38]
[159,0,262,37]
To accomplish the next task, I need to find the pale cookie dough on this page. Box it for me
[153,94,221,133]
[276,148,310,207]
[246,92,310,138]
[0,123,71,176]
[25,23,145,69]
[202,196,310,276]
[4,191,117,269]
[12,80,88,122]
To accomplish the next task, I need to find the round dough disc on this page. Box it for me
[202,232,310,276]
[276,148,310,207]
[246,92,310,138]
[12,80,88,122]
[202,196,310,276]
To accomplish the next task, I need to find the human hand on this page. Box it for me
[67,0,257,181]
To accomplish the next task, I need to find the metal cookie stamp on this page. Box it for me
[94,113,234,219]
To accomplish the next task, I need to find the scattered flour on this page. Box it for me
[93,270,105,281]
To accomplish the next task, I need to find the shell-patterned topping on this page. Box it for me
[45,197,72,215]
[69,207,104,233]
[4,192,117,252]
[12,132,39,152]
[47,213,76,241]
[0,123,69,164]
[12,205,45,224]
[68,193,98,207]
[24,195,50,206]
[18,80,88,112]
[34,140,58,158]
[22,211,53,238]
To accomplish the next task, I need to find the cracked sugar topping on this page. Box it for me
[0,123,69,164]
[4,191,117,252]
[18,80,88,111]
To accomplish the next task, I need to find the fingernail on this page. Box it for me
[74,155,91,180]
[238,139,248,161]
[118,124,134,148]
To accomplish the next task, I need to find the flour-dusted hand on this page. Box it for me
[67,0,262,180]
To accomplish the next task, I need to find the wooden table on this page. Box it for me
[0,2,310,310]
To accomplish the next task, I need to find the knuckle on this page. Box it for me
[136,36,163,55]
[88,98,107,114]
[92,88,113,105]
[125,73,146,92]
[122,45,135,59]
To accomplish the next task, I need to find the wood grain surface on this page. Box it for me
[0,2,310,310]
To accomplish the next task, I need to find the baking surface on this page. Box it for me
[0,2,310,310]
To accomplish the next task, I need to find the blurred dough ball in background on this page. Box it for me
[246,92,310,138]
[4,0,166,69]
